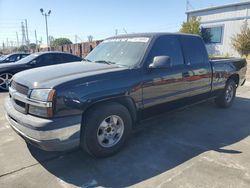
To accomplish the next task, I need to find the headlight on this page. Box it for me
[30,89,54,102]
[29,89,55,118]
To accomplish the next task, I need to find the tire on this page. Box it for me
[215,79,236,108]
[80,102,132,158]
[0,73,13,91]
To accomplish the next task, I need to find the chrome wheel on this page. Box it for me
[97,115,124,148]
[0,73,13,90]
[225,84,234,103]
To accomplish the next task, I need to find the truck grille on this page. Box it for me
[11,81,29,96]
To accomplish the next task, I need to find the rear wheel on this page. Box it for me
[215,79,236,108]
[0,73,13,91]
[80,102,132,158]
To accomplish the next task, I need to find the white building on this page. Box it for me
[186,1,250,57]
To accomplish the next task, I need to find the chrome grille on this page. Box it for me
[11,81,29,96]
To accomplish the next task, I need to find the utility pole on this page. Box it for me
[115,29,118,36]
[40,8,51,47]
[25,19,29,45]
[21,22,26,45]
[75,35,77,44]
[123,28,127,34]
[35,30,38,45]
[16,32,19,47]
[6,38,8,48]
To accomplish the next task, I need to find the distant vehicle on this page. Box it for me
[0,52,30,63]
[0,51,82,90]
[5,33,247,157]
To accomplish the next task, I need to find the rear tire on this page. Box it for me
[215,79,236,108]
[80,102,132,158]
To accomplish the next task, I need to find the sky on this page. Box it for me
[0,0,246,46]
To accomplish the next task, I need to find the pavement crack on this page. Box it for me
[0,149,78,178]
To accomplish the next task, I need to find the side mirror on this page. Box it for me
[29,60,37,65]
[149,56,171,69]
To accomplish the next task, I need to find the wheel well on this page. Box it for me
[82,97,138,126]
[228,74,239,86]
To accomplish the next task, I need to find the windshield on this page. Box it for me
[85,37,150,67]
[0,55,7,61]
[15,54,38,64]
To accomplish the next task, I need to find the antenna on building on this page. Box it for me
[186,0,194,11]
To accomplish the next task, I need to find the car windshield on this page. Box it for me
[0,55,8,61]
[85,37,150,67]
[16,54,39,64]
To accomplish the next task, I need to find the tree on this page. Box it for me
[29,43,37,50]
[16,45,29,52]
[50,38,72,47]
[180,17,211,43]
[87,35,93,42]
[231,21,250,57]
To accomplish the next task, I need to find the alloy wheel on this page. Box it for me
[0,73,13,90]
[97,115,125,148]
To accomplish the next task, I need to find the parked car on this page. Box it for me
[0,52,30,64]
[5,33,247,157]
[0,51,82,90]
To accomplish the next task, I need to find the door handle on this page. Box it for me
[183,72,189,77]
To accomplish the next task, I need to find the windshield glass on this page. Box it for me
[16,54,38,64]
[0,55,8,61]
[85,37,150,67]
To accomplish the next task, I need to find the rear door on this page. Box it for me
[142,35,191,108]
[180,35,212,96]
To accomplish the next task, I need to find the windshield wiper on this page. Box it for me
[94,60,116,65]
[83,58,92,62]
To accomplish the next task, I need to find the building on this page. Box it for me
[186,1,250,57]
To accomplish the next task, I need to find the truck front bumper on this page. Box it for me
[4,98,82,151]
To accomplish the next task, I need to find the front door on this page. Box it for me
[142,35,191,109]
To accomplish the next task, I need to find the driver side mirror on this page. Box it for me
[149,56,171,69]
[29,60,37,66]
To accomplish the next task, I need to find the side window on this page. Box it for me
[37,54,55,66]
[7,55,17,62]
[16,55,22,61]
[21,54,29,59]
[63,54,81,62]
[148,35,184,66]
[180,36,208,65]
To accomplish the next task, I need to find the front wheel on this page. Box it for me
[0,73,13,91]
[215,79,236,108]
[80,102,132,158]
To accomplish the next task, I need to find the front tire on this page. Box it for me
[0,73,13,91]
[215,79,236,108]
[80,102,132,158]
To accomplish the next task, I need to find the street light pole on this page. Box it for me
[40,8,51,47]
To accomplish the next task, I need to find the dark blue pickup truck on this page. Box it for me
[5,33,247,157]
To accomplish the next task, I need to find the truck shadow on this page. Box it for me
[28,96,250,187]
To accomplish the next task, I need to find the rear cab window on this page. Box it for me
[180,35,209,65]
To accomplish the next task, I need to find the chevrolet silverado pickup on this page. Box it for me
[5,33,247,157]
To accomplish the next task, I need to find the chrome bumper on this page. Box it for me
[5,97,82,151]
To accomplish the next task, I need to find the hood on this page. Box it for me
[0,62,21,68]
[13,61,127,89]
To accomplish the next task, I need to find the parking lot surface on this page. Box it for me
[0,83,250,188]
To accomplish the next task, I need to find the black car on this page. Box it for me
[0,51,82,90]
[0,52,30,63]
